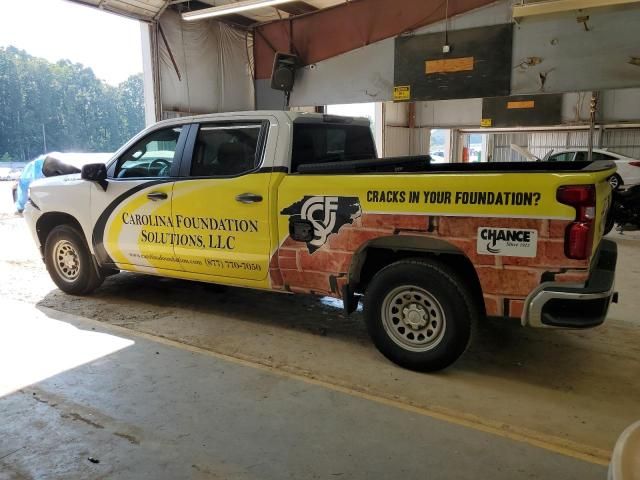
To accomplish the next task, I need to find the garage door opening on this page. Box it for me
[458,132,488,162]
[429,129,450,163]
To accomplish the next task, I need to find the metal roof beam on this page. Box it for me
[513,0,640,18]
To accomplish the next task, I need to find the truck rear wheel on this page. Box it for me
[44,225,104,295]
[363,258,476,372]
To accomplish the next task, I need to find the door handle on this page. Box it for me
[235,193,263,204]
[147,191,168,201]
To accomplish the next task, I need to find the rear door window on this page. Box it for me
[592,152,616,161]
[292,124,376,173]
[575,151,616,161]
[190,123,264,177]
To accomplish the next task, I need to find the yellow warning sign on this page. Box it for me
[393,85,411,101]
[480,118,492,127]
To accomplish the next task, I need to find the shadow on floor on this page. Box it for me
[37,272,370,344]
[35,270,640,399]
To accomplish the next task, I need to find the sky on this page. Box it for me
[0,0,143,85]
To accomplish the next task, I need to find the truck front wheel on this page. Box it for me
[44,225,104,295]
[363,258,477,372]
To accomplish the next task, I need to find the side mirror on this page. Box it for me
[81,163,108,191]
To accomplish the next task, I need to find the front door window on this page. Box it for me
[115,127,182,178]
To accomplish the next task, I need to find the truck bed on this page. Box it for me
[296,156,615,175]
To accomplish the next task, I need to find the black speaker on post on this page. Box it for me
[271,52,298,92]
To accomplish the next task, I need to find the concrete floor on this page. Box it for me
[0,182,638,478]
[0,301,606,479]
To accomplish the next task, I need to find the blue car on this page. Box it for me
[14,152,111,213]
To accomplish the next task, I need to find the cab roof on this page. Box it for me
[152,111,371,129]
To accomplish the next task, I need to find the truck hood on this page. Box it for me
[30,173,84,190]
[28,173,90,212]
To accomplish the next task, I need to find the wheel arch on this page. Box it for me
[36,212,88,256]
[349,235,485,316]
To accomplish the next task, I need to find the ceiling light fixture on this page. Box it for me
[182,0,296,21]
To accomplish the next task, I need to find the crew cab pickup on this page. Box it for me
[24,111,618,371]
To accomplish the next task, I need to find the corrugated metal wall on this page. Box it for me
[491,132,529,162]
[528,130,602,160]
[383,103,431,157]
[484,128,640,161]
[603,129,640,159]
[384,127,430,157]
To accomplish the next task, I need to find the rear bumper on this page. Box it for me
[522,240,617,328]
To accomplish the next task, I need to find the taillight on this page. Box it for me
[629,161,640,167]
[556,185,596,260]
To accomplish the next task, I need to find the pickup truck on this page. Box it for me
[24,111,618,371]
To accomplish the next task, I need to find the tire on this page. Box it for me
[609,174,623,190]
[44,225,104,295]
[363,258,477,372]
[604,209,616,235]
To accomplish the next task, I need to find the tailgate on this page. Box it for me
[591,164,616,260]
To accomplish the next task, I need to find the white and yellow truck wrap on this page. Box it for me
[24,111,618,371]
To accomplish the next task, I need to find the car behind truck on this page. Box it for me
[24,111,618,371]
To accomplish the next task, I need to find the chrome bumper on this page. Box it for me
[522,240,618,328]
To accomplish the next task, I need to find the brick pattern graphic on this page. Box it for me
[269,213,590,319]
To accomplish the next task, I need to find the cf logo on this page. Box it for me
[300,196,339,248]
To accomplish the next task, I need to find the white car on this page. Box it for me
[544,148,640,189]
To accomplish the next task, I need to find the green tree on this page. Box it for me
[116,74,145,146]
[0,48,24,159]
[0,46,144,160]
